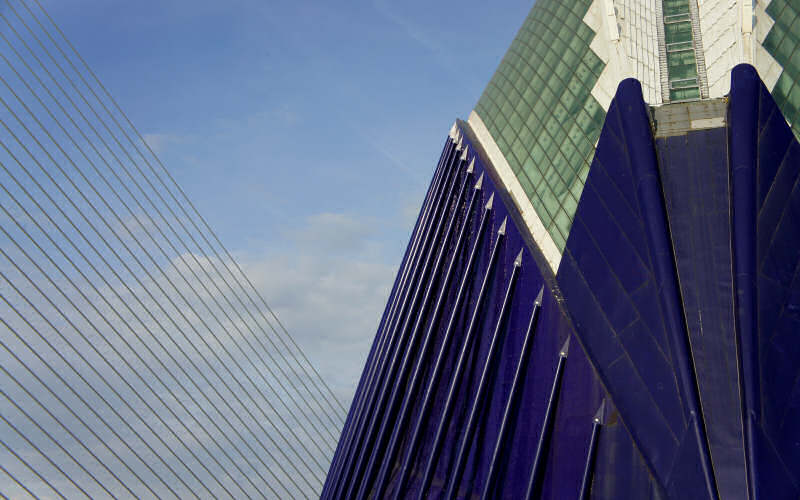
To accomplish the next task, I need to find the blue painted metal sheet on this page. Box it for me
[557,79,716,498]
[325,65,800,499]
[657,126,748,499]
[729,64,800,499]
[324,125,659,499]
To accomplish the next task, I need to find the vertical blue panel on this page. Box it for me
[656,127,748,498]
[326,122,660,499]
[729,63,800,499]
[557,79,715,497]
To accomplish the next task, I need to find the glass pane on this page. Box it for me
[664,21,692,44]
[473,0,604,251]
[671,78,698,89]
[663,0,690,17]
[669,87,700,101]
[667,50,698,80]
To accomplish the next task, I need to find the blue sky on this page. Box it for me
[38,0,533,404]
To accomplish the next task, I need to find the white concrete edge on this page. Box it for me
[449,121,459,140]
[467,111,563,274]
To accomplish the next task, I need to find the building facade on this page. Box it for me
[324,1,800,499]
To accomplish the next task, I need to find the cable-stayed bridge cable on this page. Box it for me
[0,198,263,499]
[0,8,339,460]
[2,0,344,442]
[22,0,348,427]
[0,114,308,496]
[0,16,328,485]
[0,0,344,495]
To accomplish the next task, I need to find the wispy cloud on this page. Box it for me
[371,0,469,92]
[235,211,398,403]
[142,132,183,155]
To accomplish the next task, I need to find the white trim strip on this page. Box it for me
[467,111,563,273]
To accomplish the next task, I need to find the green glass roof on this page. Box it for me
[474,0,605,252]
[663,0,701,101]
[763,0,800,139]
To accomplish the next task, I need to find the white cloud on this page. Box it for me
[235,211,397,405]
[142,133,182,155]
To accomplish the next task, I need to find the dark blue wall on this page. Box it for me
[325,65,800,499]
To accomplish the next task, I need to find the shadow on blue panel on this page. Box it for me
[558,78,716,497]
[323,64,800,500]
[323,124,661,498]
[558,66,800,499]
[728,64,800,499]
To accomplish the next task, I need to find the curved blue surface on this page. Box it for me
[729,63,800,499]
[324,124,658,499]
[326,65,800,499]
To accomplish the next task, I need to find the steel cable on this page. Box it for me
[0,252,203,499]
[0,34,325,488]
[0,125,301,497]
[0,111,309,496]
[0,436,65,500]
[0,45,338,470]
[0,9,337,462]
[0,197,259,499]
[3,1,343,446]
[0,385,118,499]
[0,0,349,494]
[21,0,347,428]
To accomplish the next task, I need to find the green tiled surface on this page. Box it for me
[663,0,701,102]
[475,0,604,252]
[763,0,800,139]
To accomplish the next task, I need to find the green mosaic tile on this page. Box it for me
[475,0,603,253]
[661,0,701,101]
[763,0,800,139]
[553,209,573,243]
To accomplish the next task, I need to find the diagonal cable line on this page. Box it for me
[19,0,348,427]
[0,458,49,500]
[0,196,271,499]
[0,26,329,485]
[0,26,338,460]
[0,0,349,495]
[0,104,314,496]
[0,401,99,500]
[0,197,264,499]
[0,250,209,499]
[0,122,308,497]
[0,5,341,454]
[0,313,226,500]
[0,174,296,498]
[1,1,340,452]
[0,185,277,498]
[3,0,344,442]
[24,0,347,423]
[0,131,317,494]
[0,317,172,499]
[0,435,66,500]
[0,132,298,492]
[0,382,120,499]
[0,290,194,500]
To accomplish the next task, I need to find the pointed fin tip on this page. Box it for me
[474,173,484,190]
[559,336,570,357]
[498,217,508,236]
[485,192,495,210]
[466,157,475,174]
[460,144,469,161]
[593,399,606,424]
[449,122,458,139]
[535,285,544,305]
[514,247,523,266]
